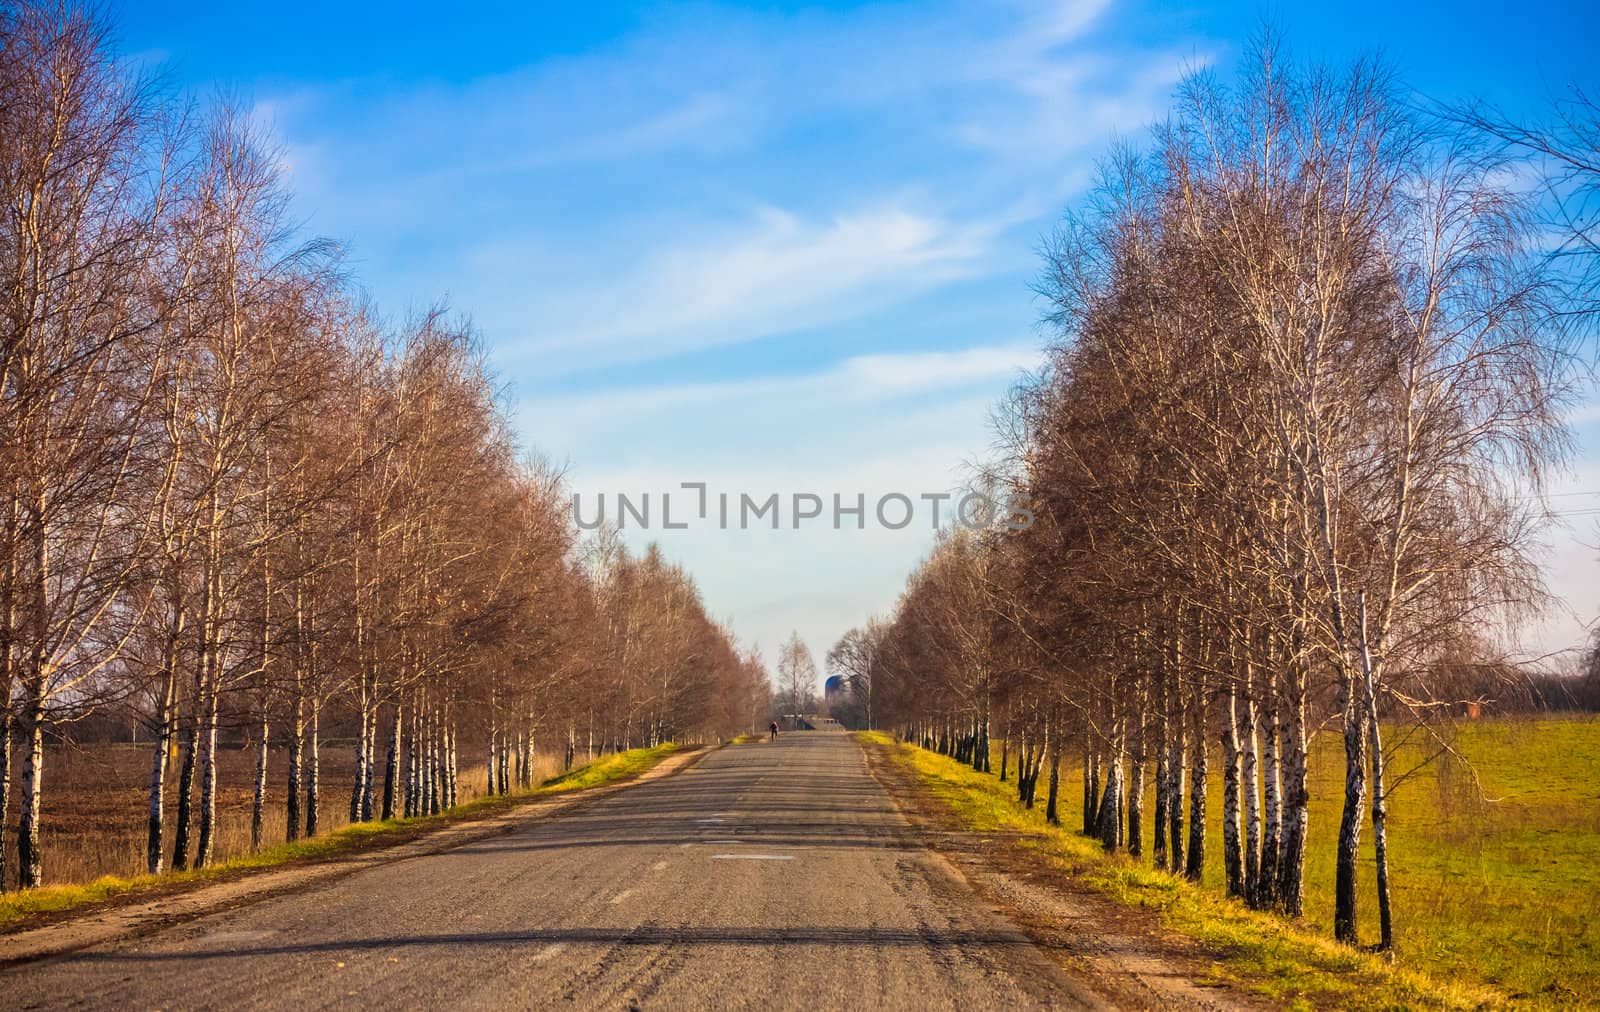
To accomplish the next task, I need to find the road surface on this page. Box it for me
[0,732,1101,1010]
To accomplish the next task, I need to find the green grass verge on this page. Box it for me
[858,730,1505,1011]
[1288,718,1600,1005]
[534,743,680,792]
[0,742,682,932]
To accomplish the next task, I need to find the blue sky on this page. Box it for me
[118,0,1600,674]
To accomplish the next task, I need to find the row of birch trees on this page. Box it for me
[841,44,1580,950]
[0,1,768,891]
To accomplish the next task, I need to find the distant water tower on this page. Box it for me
[824,675,847,703]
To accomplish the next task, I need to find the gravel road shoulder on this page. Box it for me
[859,738,1269,1012]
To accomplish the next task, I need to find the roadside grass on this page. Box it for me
[0,743,683,932]
[534,743,679,793]
[727,734,760,745]
[859,730,1508,1011]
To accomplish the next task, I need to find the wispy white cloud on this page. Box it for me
[503,212,1001,368]
[259,0,1189,373]
[836,344,1042,396]
[519,341,1040,435]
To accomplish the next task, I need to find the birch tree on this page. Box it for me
[1,1,165,887]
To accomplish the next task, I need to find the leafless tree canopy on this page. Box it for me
[0,2,771,891]
[846,40,1578,951]
[1453,87,1600,329]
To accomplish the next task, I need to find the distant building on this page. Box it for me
[824,675,848,703]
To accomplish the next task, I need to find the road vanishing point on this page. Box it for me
[0,733,1153,1010]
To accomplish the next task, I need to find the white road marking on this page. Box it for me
[711,854,795,860]
[202,930,274,944]
[609,889,634,904]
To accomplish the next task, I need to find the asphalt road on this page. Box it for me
[0,732,1099,1010]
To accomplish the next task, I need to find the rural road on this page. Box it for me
[0,732,1106,1010]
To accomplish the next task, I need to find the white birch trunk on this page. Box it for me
[195,679,220,868]
[305,703,321,838]
[0,715,11,891]
[1240,663,1262,902]
[16,704,44,888]
[251,705,269,850]
[146,661,178,874]
[1221,686,1244,897]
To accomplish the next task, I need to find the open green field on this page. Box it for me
[871,714,1600,1009]
[1291,717,1600,1004]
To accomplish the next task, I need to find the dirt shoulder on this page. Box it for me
[0,745,709,967]
[859,736,1268,1012]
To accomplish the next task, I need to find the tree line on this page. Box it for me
[0,2,769,892]
[837,42,1591,952]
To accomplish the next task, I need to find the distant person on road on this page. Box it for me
[769,721,779,742]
